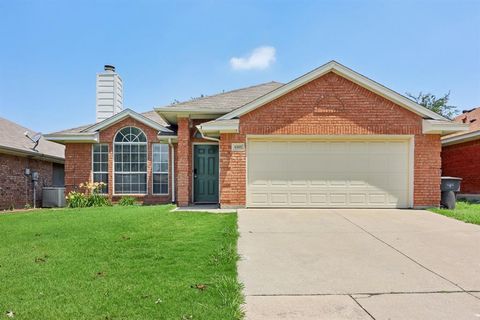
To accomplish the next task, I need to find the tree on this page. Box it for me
[406,91,459,119]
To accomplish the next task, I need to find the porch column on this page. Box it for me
[176,117,192,206]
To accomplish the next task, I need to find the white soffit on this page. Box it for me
[422,120,469,135]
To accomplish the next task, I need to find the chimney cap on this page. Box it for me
[104,65,116,72]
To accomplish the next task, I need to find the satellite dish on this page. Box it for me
[25,131,42,151]
[32,133,42,143]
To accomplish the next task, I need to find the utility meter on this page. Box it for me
[31,172,39,181]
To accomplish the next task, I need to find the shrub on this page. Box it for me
[66,191,88,208]
[119,196,136,206]
[66,182,111,208]
[87,193,112,207]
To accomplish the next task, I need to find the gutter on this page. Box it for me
[196,125,220,142]
[442,130,480,146]
[44,132,99,144]
[168,138,176,203]
[0,145,64,164]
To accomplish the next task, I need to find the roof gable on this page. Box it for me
[44,109,173,144]
[84,109,172,133]
[218,61,447,121]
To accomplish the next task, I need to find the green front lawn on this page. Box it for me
[429,201,480,225]
[0,205,243,319]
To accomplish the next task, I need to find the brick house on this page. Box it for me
[0,117,65,210]
[441,107,480,199]
[45,61,467,208]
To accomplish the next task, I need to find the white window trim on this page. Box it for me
[112,126,148,196]
[92,143,109,194]
[152,143,169,196]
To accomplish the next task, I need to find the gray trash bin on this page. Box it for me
[440,177,462,209]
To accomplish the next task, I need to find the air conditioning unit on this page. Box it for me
[42,187,66,208]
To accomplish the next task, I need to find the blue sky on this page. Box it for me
[0,0,479,133]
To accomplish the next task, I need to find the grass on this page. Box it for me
[0,205,243,319]
[429,201,480,225]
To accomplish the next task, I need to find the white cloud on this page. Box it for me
[230,46,276,71]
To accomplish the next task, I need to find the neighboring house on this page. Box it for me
[441,107,480,199]
[45,62,467,209]
[0,117,65,210]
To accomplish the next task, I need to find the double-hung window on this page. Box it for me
[92,144,108,193]
[153,144,169,194]
[114,127,147,194]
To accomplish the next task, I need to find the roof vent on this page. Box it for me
[104,65,116,72]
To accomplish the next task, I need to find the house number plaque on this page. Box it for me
[231,143,245,152]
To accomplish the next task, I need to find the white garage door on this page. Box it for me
[247,139,411,208]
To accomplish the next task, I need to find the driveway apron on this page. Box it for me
[237,209,480,320]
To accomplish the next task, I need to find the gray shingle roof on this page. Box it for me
[156,81,284,112]
[0,117,65,160]
[48,81,284,135]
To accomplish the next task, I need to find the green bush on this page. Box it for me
[66,182,112,208]
[66,191,88,208]
[87,193,112,207]
[119,196,136,206]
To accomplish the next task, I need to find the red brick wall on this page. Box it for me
[64,116,176,204]
[219,133,246,206]
[65,144,91,194]
[219,72,441,208]
[414,134,442,206]
[175,118,214,206]
[176,117,192,206]
[0,153,54,210]
[442,140,480,194]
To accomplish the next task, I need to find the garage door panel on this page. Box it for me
[291,193,308,204]
[271,193,288,204]
[330,193,348,205]
[310,178,328,186]
[247,140,410,208]
[310,193,328,204]
[349,193,368,204]
[369,193,387,204]
[250,192,269,205]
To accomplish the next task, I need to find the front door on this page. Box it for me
[194,144,219,203]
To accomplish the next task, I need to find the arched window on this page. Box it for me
[114,127,147,194]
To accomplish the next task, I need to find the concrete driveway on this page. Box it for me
[238,209,480,319]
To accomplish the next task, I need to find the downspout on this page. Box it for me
[196,125,221,208]
[196,125,220,142]
[168,138,176,204]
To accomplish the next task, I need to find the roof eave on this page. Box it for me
[442,130,480,146]
[196,119,239,137]
[43,132,100,144]
[422,120,470,135]
[0,145,64,163]
[156,135,178,143]
[155,109,229,124]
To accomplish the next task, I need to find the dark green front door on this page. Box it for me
[194,144,219,203]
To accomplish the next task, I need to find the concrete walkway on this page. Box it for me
[238,209,480,319]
